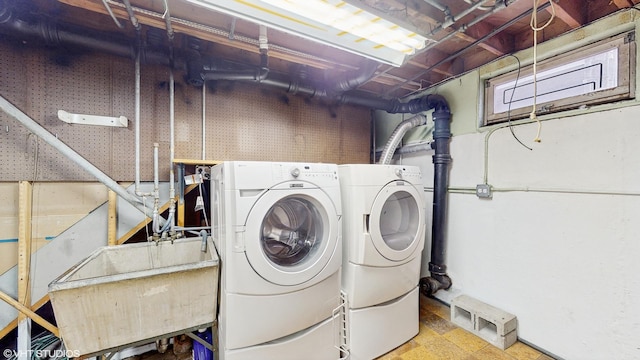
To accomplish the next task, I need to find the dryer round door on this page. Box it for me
[369,181,425,262]
[244,188,339,286]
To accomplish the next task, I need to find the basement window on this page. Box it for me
[484,31,635,126]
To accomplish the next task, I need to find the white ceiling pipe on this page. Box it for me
[133,43,152,197]
[424,0,507,53]
[437,0,495,31]
[100,0,124,29]
[161,0,174,41]
[124,1,151,198]
[164,0,177,232]
[423,0,448,12]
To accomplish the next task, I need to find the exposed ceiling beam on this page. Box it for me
[372,74,422,90]
[409,48,456,76]
[549,0,586,28]
[358,0,442,27]
[609,0,635,8]
[464,21,515,56]
[408,60,454,77]
[368,50,454,90]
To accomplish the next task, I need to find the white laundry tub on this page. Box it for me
[48,237,218,356]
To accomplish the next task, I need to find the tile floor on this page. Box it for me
[376,294,556,360]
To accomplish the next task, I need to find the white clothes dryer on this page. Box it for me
[338,164,426,360]
[211,161,343,360]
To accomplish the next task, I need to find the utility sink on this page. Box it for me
[48,237,218,356]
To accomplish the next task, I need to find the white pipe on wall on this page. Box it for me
[133,47,151,197]
[152,142,161,234]
[163,0,176,233]
[168,68,176,232]
[153,142,159,198]
[169,70,175,199]
[443,186,640,197]
[202,83,206,160]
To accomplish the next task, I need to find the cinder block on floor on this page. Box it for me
[450,295,517,350]
[450,299,475,332]
[492,330,518,350]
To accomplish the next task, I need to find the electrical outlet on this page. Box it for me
[196,166,210,180]
[476,184,492,199]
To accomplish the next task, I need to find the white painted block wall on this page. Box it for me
[400,106,640,359]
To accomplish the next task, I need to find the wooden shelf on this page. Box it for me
[172,159,221,166]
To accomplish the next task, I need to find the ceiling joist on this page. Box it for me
[464,21,515,56]
[548,0,586,28]
[609,0,635,8]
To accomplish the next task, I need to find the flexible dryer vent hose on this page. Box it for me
[378,114,427,165]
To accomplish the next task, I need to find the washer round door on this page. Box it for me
[244,187,339,286]
[369,181,425,262]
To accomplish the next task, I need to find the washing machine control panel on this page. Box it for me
[276,163,339,185]
[393,166,422,182]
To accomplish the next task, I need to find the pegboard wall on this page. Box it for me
[0,42,371,181]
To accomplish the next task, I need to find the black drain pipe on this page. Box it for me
[199,59,378,96]
[202,52,269,82]
[0,2,176,68]
[419,98,453,296]
[385,94,454,296]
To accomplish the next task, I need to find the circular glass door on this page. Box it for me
[380,190,421,250]
[369,182,425,262]
[261,196,322,267]
[245,188,339,286]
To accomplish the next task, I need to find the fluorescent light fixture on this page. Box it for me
[183,0,428,66]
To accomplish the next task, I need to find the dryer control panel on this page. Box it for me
[337,164,422,187]
[274,163,339,186]
[229,161,339,190]
[391,165,422,183]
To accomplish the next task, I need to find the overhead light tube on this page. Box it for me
[183,0,428,66]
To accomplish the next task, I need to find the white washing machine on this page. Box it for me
[338,164,426,360]
[210,161,343,360]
